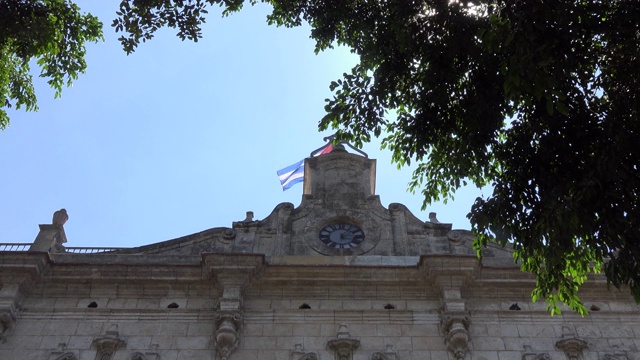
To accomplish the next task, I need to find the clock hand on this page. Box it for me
[341,231,354,240]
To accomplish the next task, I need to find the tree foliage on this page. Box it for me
[0,0,102,129]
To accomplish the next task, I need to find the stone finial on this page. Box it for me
[52,209,69,226]
[337,323,351,338]
[30,209,69,252]
[429,212,440,223]
[243,211,254,222]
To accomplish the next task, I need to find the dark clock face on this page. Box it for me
[319,222,365,249]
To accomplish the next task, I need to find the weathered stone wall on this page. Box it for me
[2,252,639,360]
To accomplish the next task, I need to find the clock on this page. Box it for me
[318,222,365,249]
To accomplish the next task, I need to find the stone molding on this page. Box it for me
[441,313,471,360]
[522,353,550,360]
[555,338,588,360]
[214,310,243,360]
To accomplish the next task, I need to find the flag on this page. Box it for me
[277,144,333,191]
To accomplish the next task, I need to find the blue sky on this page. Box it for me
[0,2,484,248]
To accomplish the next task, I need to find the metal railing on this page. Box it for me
[0,244,127,253]
[64,247,126,254]
[0,243,30,251]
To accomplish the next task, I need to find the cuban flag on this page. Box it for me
[277,144,333,190]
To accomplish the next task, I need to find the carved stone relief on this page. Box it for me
[370,344,397,360]
[214,311,243,360]
[291,343,318,360]
[522,345,551,360]
[131,353,146,360]
[555,338,588,360]
[0,310,15,338]
[603,354,629,360]
[327,324,360,360]
[53,352,78,360]
[300,354,319,360]
[131,348,160,360]
[441,313,471,360]
[92,324,125,360]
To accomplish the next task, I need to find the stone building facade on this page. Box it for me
[0,145,639,360]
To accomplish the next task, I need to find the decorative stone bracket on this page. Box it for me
[291,344,318,360]
[327,324,360,360]
[0,310,15,339]
[214,311,243,360]
[603,354,629,360]
[92,324,125,360]
[441,313,471,360]
[370,345,397,360]
[132,351,160,360]
[51,352,77,360]
[555,338,588,360]
[203,254,264,311]
[522,353,550,360]
[48,343,77,360]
